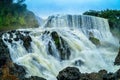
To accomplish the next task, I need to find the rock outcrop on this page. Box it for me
[0,31,46,80]
[114,48,120,65]
[51,31,71,60]
[57,67,81,80]
[57,67,120,80]
[43,31,71,60]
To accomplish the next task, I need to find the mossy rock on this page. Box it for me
[49,31,71,60]
[89,37,100,45]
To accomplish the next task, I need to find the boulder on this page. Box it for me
[57,67,81,80]
[57,67,120,80]
[89,37,100,45]
[103,73,116,80]
[79,70,107,80]
[51,31,71,60]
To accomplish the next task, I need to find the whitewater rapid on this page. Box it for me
[2,15,120,80]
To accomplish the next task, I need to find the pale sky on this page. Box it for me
[25,0,120,18]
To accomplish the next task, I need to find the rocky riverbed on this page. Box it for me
[0,30,120,80]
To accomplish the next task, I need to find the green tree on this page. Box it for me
[0,0,26,28]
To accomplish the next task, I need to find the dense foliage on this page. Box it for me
[0,0,26,27]
[0,0,38,31]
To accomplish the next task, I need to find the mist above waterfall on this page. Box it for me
[2,15,120,80]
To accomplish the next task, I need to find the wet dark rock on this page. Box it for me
[8,31,13,38]
[89,37,100,45]
[0,34,27,79]
[0,31,46,80]
[2,30,32,52]
[8,39,12,43]
[114,48,120,65]
[0,34,11,68]
[19,34,24,40]
[15,31,21,36]
[11,30,16,33]
[23,31,31,34]
[116,69,120,78]
[57,67,120,80]
[103,73,116,80]
[51,31,60,45]
[74,60,84,66]
[98,70,108,77]
[57,67,81,80]
[79,69,119,80]
[14,37,19,41]
[50,31,71,60]
[0,56,8,68]
[4,38,7,41]
[43,30,50,35]
[87,73,102,80]
[48,41,53,55]
[22,36,32,52]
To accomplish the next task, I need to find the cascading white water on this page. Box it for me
[2,15,120,80]
[44,15,116,42]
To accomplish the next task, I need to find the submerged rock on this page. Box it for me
[89,37,100,45]
[73,60,84,66]
[114,48,120,65]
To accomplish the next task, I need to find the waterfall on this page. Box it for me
[44,15,116,42]
[2,15,120,80]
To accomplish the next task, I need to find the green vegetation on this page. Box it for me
[83,9,120,39]
[0,0,39,31]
